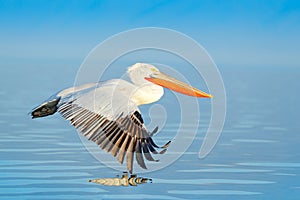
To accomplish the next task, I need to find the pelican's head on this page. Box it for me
[127,63,213,98]
[127,63,160,85]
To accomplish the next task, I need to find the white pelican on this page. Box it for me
[31,63,212,173]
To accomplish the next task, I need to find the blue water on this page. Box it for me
[1,65,299,199]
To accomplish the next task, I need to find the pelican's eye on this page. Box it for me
[150,67,158,72]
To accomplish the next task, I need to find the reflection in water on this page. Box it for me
[88,172,152,187]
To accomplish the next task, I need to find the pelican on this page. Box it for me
[31,63,212,173]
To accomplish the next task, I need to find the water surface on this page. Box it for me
[0,66,299,199]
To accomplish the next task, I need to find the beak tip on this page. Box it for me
[198,93,213,98]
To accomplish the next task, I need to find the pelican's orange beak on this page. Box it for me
[145,72,213,98]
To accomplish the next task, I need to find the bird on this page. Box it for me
[31,63,212,173]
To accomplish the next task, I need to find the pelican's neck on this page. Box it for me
[130,82,164,106]
[126,63,164,105]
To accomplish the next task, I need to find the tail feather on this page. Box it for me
[31,97,61,119]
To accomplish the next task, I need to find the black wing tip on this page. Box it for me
[150,126,159,137]
[162,140,171,148]
[31,97,60,119]
[159,148,167,155]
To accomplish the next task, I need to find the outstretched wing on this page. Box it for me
[57,80,170,173]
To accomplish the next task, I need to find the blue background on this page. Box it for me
[0,1,300,199]
[1,0,299,68]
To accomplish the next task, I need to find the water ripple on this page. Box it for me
[0,178,93,186]
[1,147,86,152]
[177,168,273,173]
[99,194,183,200]
[168,190,262,195]
[1,165,103,171]
[0,187,106,195]
[232,139,277,143]
[237,162,300,168]
[0,171,90,179]
[0,160,78,166]
[154,178,274,185]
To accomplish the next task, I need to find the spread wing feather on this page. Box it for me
[57,80,170,173]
